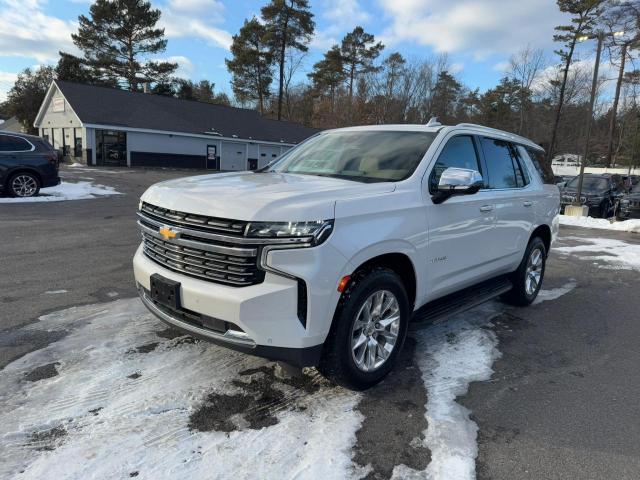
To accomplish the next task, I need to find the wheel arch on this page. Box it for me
[348,252,417,310]
[530,224,552,255]
[5,167,42,189]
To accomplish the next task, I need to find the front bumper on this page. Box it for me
[133,242,349,366]
[137,285,322,366]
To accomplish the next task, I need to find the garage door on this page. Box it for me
[220,142,246,171]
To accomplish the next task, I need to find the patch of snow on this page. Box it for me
[559,215,640,233]
[555,237,640,271]
[44,290,68,295]
[0,181,121,203]
[393,302,503,480]
[0,299,362,479]
[106,291,119,298]
[533,280,577,305]
[68,163,84,167]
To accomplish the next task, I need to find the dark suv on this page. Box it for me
[0,132,60,197]
[560,174,623,218]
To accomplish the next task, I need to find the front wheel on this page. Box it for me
[319,268,410,390]
[502,237,546,306]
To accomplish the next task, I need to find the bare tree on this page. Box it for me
[509,45,546,134]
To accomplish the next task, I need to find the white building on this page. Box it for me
[34,80,319,169]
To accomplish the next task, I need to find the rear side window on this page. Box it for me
[0,134,33,152]
[429,135,481,192]
[479,137,522,189]
[523,146,555,184]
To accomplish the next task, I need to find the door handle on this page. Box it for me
[523,201,533,207]
[479,205,493,212]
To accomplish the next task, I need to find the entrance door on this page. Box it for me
[96,130,127,167]
[206,145,219,169]
[220,142,245,171]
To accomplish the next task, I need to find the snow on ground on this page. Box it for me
[556,237,640,271]
[559,215,640,233]
[392,282,576,480]
[0,181,121,203]
[534,280,577,305]
[1,281,577,480]
[0,299,362,479]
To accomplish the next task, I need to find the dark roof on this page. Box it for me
[53,80,319,144]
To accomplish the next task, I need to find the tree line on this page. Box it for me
[2,0,639,168]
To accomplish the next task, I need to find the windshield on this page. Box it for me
[566,176,608,191]
[266,130,438,182]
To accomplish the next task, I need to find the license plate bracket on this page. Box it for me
[150,274,181,310]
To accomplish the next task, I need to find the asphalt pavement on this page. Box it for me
[1,165,639,479]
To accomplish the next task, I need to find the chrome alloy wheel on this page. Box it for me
[350,290,401,372]
[525,247,543,296]
[12,175,38,197]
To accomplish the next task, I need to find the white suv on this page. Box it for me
[133,123,559,389]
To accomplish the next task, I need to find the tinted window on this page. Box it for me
[565,176,608,191]
[0,134,32,152]
[269,131,438,182]
[480,137,521,189]
[513,148,530,187]
[524,147,555,184]
[429,135,480,192]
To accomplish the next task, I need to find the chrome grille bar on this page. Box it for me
[138,203,265,287]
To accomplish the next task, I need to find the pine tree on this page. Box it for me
[262,0,315,120]
[308,46,344,104]
[340,27,384,113]
[547,0,604,161]
[430,71,463,124]
[226,18,274,114]
[70,0,177,91]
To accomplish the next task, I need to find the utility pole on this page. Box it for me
[605,44,627,168]
[575,32,604,207]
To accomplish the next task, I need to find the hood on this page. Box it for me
[562,186,603,196]
[140,171,396,221]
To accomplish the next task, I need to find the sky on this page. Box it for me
[0,0,611,103]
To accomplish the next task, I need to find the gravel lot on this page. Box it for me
[1,165,639,479]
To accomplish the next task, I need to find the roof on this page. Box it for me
[42,80,320,144]
[0,116,27,133]
[326,123,542,150]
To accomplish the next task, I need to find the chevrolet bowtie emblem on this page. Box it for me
[159,226,178,240]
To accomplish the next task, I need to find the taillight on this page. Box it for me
[46,152,58,168]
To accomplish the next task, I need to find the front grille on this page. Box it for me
[138,204,264,287]
[140,202,248,236]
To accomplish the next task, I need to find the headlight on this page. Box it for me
[246,219,334,244]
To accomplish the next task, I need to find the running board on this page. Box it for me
[410,276,513,330]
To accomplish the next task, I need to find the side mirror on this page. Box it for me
[432,167,484,204]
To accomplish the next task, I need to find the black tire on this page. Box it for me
[502,237,546,307]
[318,267,410,390]
[8,172,40,198]
[600,199,612,218]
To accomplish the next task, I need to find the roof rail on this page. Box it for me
[455,123,534,145]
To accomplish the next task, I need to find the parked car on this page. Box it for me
[0,132,60,197]
[560,173,623,218]
[619,183,640,219]
[133,123,559,389]
[554,175,574,188]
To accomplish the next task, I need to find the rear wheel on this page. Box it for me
[502,237,546,306]
[319,268,410,390]
[9,172,40,198]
